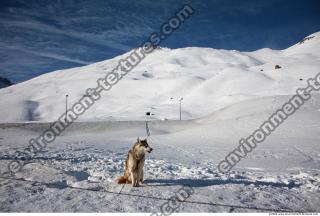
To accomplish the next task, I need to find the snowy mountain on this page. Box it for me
[0,32,319,123]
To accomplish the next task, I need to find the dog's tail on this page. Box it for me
[117,175,127,184]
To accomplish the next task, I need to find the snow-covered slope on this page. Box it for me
[0,32,319,123]
[1,96,320,212]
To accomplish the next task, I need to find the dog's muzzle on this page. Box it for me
[147,148,153,153]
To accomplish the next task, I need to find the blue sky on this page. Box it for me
[0,0,319,83]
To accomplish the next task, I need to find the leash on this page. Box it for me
[145,121,150,137]
[118,184,125,195]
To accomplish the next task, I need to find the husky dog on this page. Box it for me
[117,138,152,187]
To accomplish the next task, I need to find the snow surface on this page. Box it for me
[0,32,320,212]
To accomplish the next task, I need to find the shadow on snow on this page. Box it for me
[144,178,301,189]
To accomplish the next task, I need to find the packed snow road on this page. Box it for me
[0,96,319,212]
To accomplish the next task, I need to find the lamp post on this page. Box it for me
[65,94,69,122]
[179,97,183,120]
[170,97,184,120]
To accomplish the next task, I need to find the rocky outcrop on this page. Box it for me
[0,76,13,88]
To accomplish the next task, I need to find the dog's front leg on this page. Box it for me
[139,159,145,185]
[131,171,139,187]
[134,171,139,187]
[139,169,144,184]
[130,172,136,187]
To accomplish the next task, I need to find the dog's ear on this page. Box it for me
[137,137,140,143]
